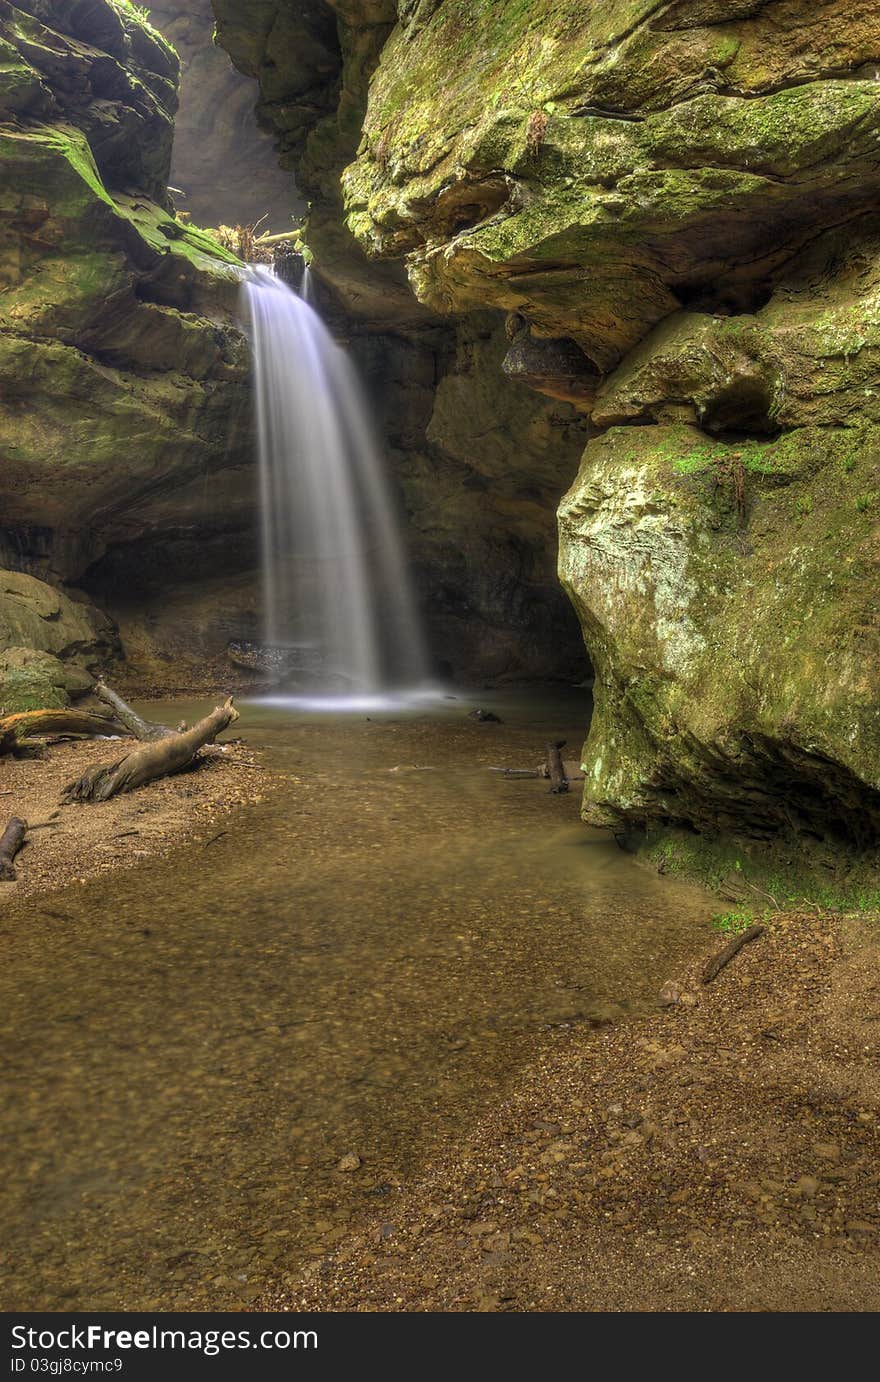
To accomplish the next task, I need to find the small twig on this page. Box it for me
[702,924,765,984]
[204,830,228,848]
[742,879,781,909]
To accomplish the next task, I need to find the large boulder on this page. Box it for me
[558,216,880,850]
[0,570,117,710]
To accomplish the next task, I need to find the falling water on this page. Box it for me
[242,267,431,703]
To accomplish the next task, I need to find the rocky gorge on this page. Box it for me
[211,0,880,891]
[1,0,879,889]
[2,0,879,1321]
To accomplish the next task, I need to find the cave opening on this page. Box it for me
[699,375,783,438]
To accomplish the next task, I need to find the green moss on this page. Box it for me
[108,0,175,56]
[711,906,756,934]
[646,830,880,912]
[0,669,67,714]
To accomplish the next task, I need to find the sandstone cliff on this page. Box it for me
[216,0,880,875]
[0,0,255,697]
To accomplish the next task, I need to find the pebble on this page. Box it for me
[813,1142,841,1162]
[658,980,681,1007]
[336,1152,362,1173]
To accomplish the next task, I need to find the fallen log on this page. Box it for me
[545,739,569,794]
[0,708,126,756]
[0,816,27,880]
[701,924,765,985]
[61,697,239,803]
[93,680,175,741]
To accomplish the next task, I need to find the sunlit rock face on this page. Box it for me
[147,0,301,232]
[216,1,880,853]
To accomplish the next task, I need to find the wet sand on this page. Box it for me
[277,911,880,1313]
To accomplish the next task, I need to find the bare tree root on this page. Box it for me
[0,709,125,757]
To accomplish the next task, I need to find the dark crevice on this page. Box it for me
[699,379,782,438]
[633,739,880,850]
[570,105,645,122]
[675,279,775,315]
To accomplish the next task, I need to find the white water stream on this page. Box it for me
[243,268,431,706]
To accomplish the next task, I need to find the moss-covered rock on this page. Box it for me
[215,1,880,869]
[0,647,94,712]
[0,571,118,710]
[0,0,178,201]
[0,0,252,606]
[558,228,880,851]
[341,13,880,367]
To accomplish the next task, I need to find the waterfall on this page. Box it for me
[242,267,431,704]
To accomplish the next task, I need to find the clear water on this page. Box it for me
[242,268,429,694]
[0,691,715,1309]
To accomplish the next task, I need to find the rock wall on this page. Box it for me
[213,0,592,682]
[0,0,589,696]
[348,314,589,681]
[0,0,256,691]
[215,1,880,866]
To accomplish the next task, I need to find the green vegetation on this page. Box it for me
[711,906,756,934]
[108,0,172,52]
[648,830,880,919]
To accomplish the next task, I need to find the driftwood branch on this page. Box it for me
[489,766,540,779]
[0,709,125,756]
[702,924,765,984]
[0,816,27,880]
[545,739,569,794]
[61,697,239,804]
[93,680,175,741]
[255,231,297,247]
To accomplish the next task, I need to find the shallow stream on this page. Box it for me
[0,689,714,1309]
